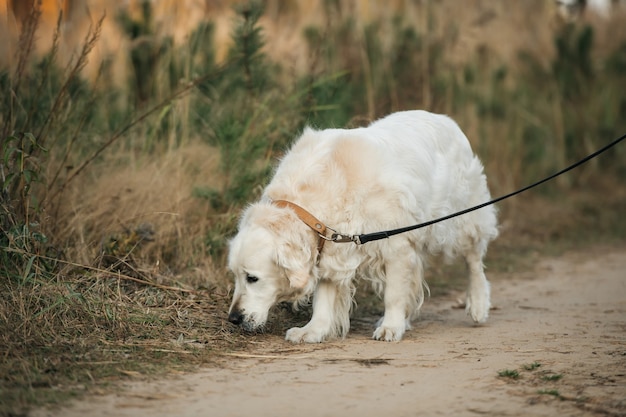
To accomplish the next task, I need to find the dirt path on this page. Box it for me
[32,247,626,417]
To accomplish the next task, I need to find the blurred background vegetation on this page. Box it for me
[1,0,625,412]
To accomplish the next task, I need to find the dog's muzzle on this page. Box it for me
[228,310,244,326]
[228,310,264,333]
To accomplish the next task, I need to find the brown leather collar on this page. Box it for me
[273,200,328,263]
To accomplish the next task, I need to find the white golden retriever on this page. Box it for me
[228,110,498,343]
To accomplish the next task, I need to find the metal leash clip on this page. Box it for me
[319,227,361,244]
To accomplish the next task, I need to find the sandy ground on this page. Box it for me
[32,246,626,417]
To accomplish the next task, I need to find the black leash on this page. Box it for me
[327,133,626,245]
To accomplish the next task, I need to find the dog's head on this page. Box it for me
[227,202,317,332]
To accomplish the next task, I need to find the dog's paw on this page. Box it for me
[465,293,490,323]
[285,326,326,343]
[373,325,405,342]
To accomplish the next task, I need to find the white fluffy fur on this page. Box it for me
[228,110,498,343]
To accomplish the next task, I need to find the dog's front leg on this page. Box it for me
[374,248,424,342]
[286,280,348,343]
[374,273,412,342]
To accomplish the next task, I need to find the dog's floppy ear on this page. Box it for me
[276,238,315,290]
[260,201,316,290]
[285,268,310,289]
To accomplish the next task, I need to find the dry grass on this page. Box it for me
[53,142,223,270]
[0,266,241,409]
[1,136,252,409]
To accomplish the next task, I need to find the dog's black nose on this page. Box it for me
[228,310,244,326]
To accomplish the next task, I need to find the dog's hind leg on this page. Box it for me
[285,280,351,343]
[374,243,424,342]
[464,244,491,323]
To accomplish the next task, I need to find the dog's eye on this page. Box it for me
[246,274,259,284]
